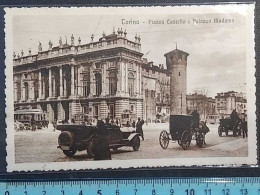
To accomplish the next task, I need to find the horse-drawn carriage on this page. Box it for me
[218,118,242,136]
[159,115,209,150]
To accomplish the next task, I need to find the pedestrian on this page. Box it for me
[241,119,248,138]
[230,110,240,136]
[31,117,36,132]
[191,110,200,129]
[93,119,111,160]
[116,118,119,126]
[105,118,110,125]
[136,117,144,140]
[132,120,136,128]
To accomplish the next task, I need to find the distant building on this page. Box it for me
[142,61,171,123]
[186,93,215,121]
[215,91,247,119]
[13,28,188,123]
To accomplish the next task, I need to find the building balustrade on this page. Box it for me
[13,37,141,66]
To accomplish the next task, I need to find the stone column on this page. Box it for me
[78,65,82,96]
[125,62,128,94]
[64,75,67,97]
[42,76,45,98]
[71,65,75,96]
[120,61,125,93]
[136,63,139,95]
[101,62,107,96]
[53,73,56,97]
[48,68,52,98]
[59,66,63,97]
[14,82,17,102]
[38,70,42,99]
[89,63,95,97]
[99,100,108,120]
[29,81,35,100]
[116,62,121,96]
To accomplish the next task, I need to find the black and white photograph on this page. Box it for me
[5,5,256,171]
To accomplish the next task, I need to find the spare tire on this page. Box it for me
[58,131,76,149]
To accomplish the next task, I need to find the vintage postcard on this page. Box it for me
[4,5,256,171]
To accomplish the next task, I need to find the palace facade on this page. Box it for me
[13,29,188,123]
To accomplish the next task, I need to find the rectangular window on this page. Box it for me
[145,89,149,98]
[95,62,101,69]
[157,93,160,101]
[109,104,115,119]
[130,105,134,112]
[94,105,99,119]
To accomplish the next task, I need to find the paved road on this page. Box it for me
[14,123,248,163]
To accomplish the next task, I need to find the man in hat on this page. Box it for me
[136,117,144,140]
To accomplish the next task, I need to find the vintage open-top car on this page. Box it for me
[57,123,141,157]
[159,115,209,150]
[218,118,242,136]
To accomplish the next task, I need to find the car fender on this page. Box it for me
[127,133,141,144]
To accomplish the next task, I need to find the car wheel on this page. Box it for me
[132,136,141,151]
[86,138,95,157]
[63,149,77,157]
[58,131,76,149]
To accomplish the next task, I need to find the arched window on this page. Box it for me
[95,73,102,96]
[24,82,29,101]
[83,74,90,97]
[109,72,117,95]
[128,73,134,96]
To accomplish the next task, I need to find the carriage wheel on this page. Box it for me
[181,130,191,150]
[196,133,204,148]
[177,140,182,146]
[218,126,222,137]
[159,130,170,149]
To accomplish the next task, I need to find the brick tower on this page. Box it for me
[164,48,189,115]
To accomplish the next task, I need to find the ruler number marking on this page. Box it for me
[97,189,102,195]
[79,190,83,195]
[134,188,138,195]
[152,189,156,195]
[42,190,46,195]
[170,189,174,195]
[185,189,195,195]
[240,189,248,195]
[61,190,65,195]
[116,189,120,195]
[24,191,27,195]
[204,189,211,195]
[5,191,10,195]
[222,189,230,195]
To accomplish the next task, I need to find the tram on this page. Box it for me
[14,109,48,130]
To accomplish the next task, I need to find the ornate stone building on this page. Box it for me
[13,29,188,123]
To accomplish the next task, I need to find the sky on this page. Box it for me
[12,8,247,97]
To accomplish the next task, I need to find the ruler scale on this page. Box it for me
[1,177,260,195]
